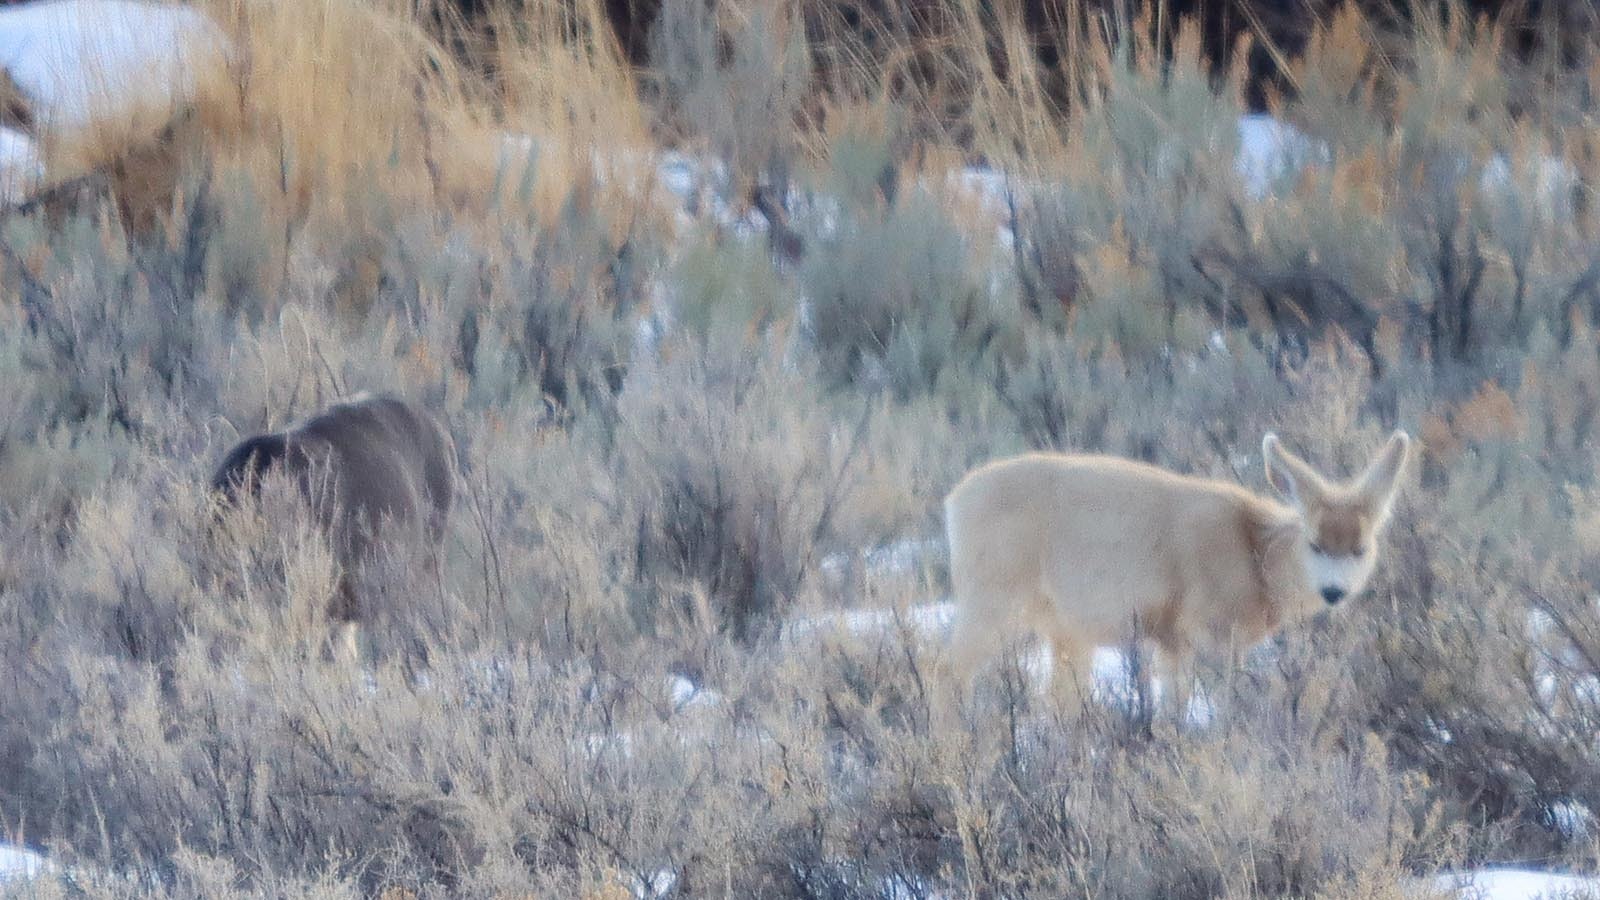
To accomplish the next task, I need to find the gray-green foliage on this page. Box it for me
[612,331,855,642]
[800,135,1016,399]
[649,0,810,190]
[3,7,1600,897]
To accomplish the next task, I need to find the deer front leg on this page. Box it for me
[1156,638,1197,730]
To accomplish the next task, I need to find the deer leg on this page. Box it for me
[942,601,1014,712]
[1048,632,1094,722]
[325,573,365,667]
[1156,637,1197,730]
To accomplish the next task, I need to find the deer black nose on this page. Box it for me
[1321,586,1346,604]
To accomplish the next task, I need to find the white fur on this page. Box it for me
[1305,551,1375,601]
[944,430,1411,722]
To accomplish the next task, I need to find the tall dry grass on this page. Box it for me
[0,0,1598,896]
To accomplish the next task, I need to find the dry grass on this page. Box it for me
[0,0,1598,896]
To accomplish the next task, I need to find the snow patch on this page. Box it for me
[820,537,946,579]
[666,675,721,713]
[1480,153,1578,225]
[630,867,678,899]
[0,0,233,134]
[0,842,48,883]
[1432,868,1600,900]
[0,124,42,204]
[1549,800,1595,840]
[785,599,956,642]
[1234,114,1327,198]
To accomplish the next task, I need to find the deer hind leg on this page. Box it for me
[332,620,364,667]
[1046,630,1095,722]
[941,599,1016,713]
[1154,636,1198,730]
[323,573,366,667]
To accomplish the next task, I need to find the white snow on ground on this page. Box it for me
[8,834,1593,899]
[0,842,48,883]
[783,597,954,642]
[1232,113,1576,216]
[0,124,42,204]
[1549,801,1595,840]
[666,674,721,713]
[1479,153,1579,224]
[0,0,231,134]
[630,868,678,899]
[1234,113,1327,197]
[820,536,946,579]
[1432,868,1600,899]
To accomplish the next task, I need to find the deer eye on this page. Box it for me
[1308,541,1325,555]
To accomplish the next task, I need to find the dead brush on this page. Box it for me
[0,0,1598,896]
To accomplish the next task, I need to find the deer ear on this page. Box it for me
[1263,433,1320,506]
[1358,430,1411,522]
[1262,433,1284,492]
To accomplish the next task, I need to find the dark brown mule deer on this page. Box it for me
[210,393,455,660]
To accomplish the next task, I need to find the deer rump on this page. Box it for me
[211,394,454,622]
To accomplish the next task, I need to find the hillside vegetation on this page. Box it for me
[0,0,1598,897]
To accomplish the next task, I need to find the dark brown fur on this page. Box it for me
[0,68,33,131]
[211,393,454,626]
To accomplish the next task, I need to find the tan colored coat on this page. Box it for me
[943,432,1409,714]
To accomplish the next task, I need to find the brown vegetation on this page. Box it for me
[0,0,1596,896]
